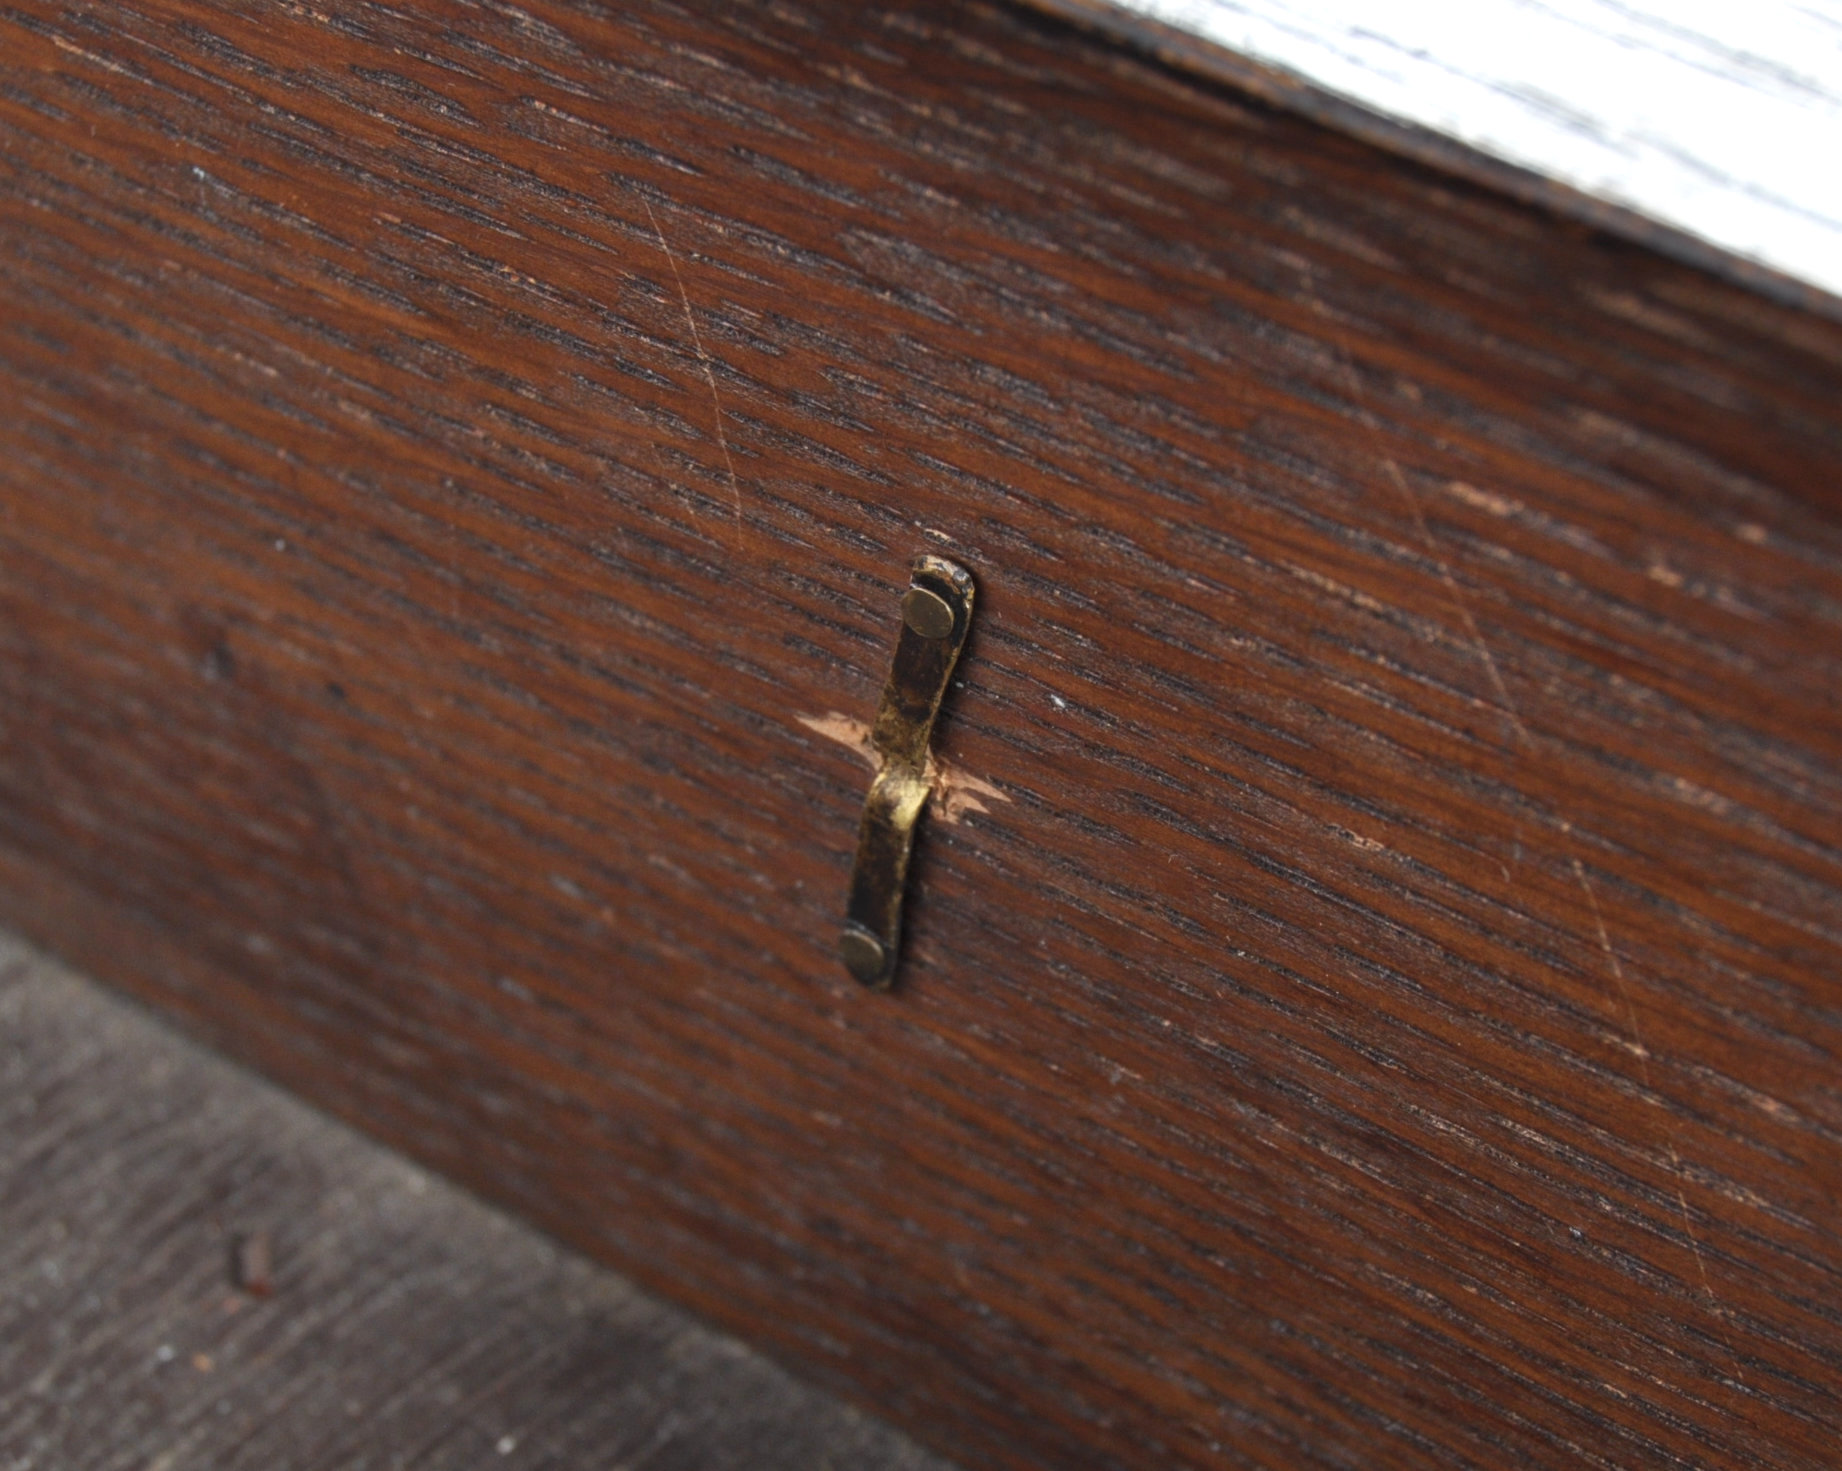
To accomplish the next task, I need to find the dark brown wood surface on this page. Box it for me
[2,2,1840,1467]
[0,931,952,1470]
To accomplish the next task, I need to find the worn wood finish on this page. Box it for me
[1029,0,1842,308]
[0,932,953,1470]
[1024,0,1842,320]
[2,2,1841,1467]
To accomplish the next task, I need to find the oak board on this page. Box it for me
[2,2,1841,1468]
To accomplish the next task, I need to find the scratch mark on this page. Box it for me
[644,199,742,530]
[1570,847,1743,1382]
[797,712,1009,826]
[1300,271,1527,748]
[1390,457,1529,745]
[1298,262,1745,1386]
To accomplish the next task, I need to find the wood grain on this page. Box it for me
[0,932,952,1470]
[1027,0,1842,307]
[1024,0,1842,321]
[1,2,1840,1467]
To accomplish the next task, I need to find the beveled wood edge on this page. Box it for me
[1012,0,1842,325]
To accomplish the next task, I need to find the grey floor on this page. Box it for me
[0,932,955,1471]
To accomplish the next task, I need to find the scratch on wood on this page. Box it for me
[1297,264,1530,750]
[1329,369,1527,739]
[1300,264,1746,1384]
[797,712,1008,825]
[643,199,743,531]
[1570,849,1746,1384]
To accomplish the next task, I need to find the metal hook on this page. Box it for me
[838,556,976,989]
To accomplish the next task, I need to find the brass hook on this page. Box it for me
[838,556,976,989]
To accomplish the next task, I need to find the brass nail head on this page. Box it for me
[838,926,888,986]
[901,586,956,641]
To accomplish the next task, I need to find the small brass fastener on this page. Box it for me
[838,556,976,989]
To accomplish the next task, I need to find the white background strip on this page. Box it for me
[1101,0,1842,302]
